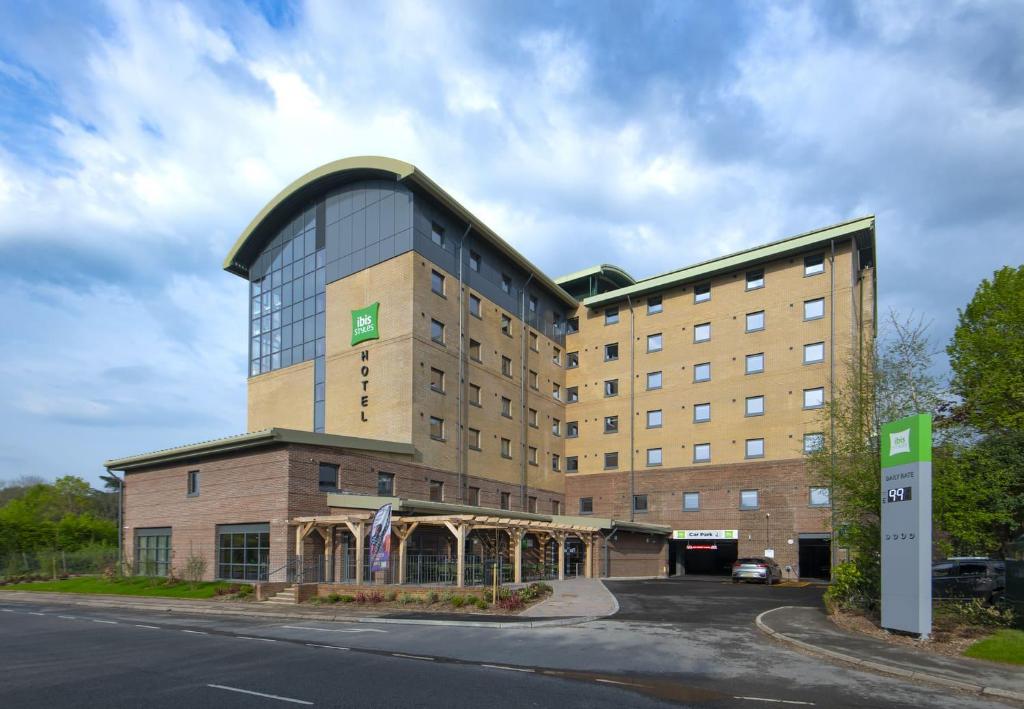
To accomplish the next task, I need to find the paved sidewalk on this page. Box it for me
[520,578,619,618]
[756,605,1024,704]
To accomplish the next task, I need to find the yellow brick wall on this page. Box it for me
[247,360,314,431]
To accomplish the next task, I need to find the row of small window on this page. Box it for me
[562,433,823,472]
[429,416,565,471]
[578,485,831,515]
[596,300,825,341]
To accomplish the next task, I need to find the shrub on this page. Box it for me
[384,590,397,602]
[355,592,368,604]
[338,594,355,603]
[472,596,489,610]
[368,590,385,604]
[326,592,342,603]
[398,593,415,605]
[450,595,466,608]
[426,591,439,604]
[182,553,207,589]
[824,562,875,612]
[235,584,253,598]
[935,599,1017,629]
[498,593,525,611]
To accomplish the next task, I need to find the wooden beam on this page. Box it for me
[353,521,365,586]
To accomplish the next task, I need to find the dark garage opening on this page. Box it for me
[676,540,738,575]
[798,534,831,580]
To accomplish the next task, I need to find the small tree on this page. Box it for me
[182,553,207,589]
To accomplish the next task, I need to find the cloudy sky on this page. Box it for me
[0,0,1021,486]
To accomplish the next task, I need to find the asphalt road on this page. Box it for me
[0,579,1011,709]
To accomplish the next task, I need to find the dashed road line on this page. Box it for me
[280,625,386,633]
[237,636,276,642]
[482,664,535,673]
[734,697,815,706]
[181,629,207,635]
[596,678,646,688]
[92,619,117,624]
[134,624,160,629]
[391,652,435,661]
[1,608,14,612]
[207,684,313,705]
[58,615,76,619]
[28,612,46,616]
[305,643,349,650]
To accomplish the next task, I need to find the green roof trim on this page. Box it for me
[105,428,416,471]
[554,264,636,288]
[582,215,876,307]
[223,155,577,308]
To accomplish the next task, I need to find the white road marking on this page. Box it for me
[595,678,646,687]
[207,684,313,705]
[28,612,46,616]
[237,636,276,642]
[734,698,815,706]
[0,609,14,612]
[391,652,435,661]
[305,643,350,650]
[58,615,76,619]
[280,625,386,633]
[181,629,207,635]
[92,619,117,624]
[482,664,534,673]
[134,624,159,629]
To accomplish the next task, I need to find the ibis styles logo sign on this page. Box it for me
[351,303,380,346]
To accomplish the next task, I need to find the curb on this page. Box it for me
[0,592,597,630]
[755,606,1024,704]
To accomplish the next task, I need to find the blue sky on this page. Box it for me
[0,0,1021,487]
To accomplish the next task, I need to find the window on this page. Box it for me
[694,402,711,423]
[216,523,270,581]
[633,494,648,513]
[501,396,512,418]
[500,491,511,510]
[810,487,831,507]
[467,486,480,506]
[605,307,619,325]
[693,362,711,382]
[529,331,539,351]
[804,253,825,276]
[500,438,512,458]
[469,339,482,362]
[501,274,512,294]
[804,432,825,453]
[431,319,445,344]
[431,223,445,247]
[552,347,561,365]
[377,472,395,497]
[604,342,619,361]
[647,333,663,352]
[469,250,481,272]
[804,342,825,364]
[552,418,561,436]
[566,317,579,334]
[604,379,619,397]
[646,448,662,466]
[740,489,759,509]
[746,438,765,459]
[604,452,619,469]
[528,446,539,465]
[647,371,663,390]
[567,421,579,438]
[501,356,513,377]
[429,480,444,502]
[528,408,538,427]
[318,463,337,491]
[566,456,578,473]
[804,297,825,320]
[683,492,700,511]
[468,428,481,450]
[746,269,765,290]
[746,310,765,332]
[529,369,538,390]
[694,283,711,303]
[528,496,537,513]
[469,382,481,406]
[746,352,765,374]
[566,386,578,403]
[528,295,538,313]
[430,367,445,393]
[500,314,512,336]
[566,351,579,368]
[604,415,619,433]
[647,409,662,428]
[693,443,711,463]
[429,416,445,440]
[554,383,563,401]
[579,497,594,514]
[469,294,481,318]
[745,395,764,416]
[694,322,711,342]
[647,295,663,314]
[552,454,561,472]
[431,270,445,296]
[804,387,825,409]
[187,470,200,497]
[135,528,171,577]
[552,500,561,515]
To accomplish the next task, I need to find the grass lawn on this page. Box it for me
[0,575,239,599]
[963,629,1024,665]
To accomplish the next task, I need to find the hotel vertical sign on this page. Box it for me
[351,303,380,423]
[880,413,932,637]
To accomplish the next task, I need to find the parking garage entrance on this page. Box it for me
[798,534,831,580]
[669,530,739,576]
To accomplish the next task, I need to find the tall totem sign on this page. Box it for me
[880,413,932,637]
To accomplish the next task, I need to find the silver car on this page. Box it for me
[732,557,783,584]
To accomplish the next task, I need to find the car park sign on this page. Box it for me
[880,413,932,638]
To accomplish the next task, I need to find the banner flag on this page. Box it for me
[368,503,392,573]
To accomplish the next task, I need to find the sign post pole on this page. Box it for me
[880,413,932,638]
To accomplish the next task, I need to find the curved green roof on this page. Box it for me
[223,156,577,307]
[554,263,636,288]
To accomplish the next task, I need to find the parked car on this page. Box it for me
[732,557,783,585]
[932,558,1006,604]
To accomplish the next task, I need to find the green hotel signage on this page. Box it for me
[351,303,380,346]
[880,414,932,468]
